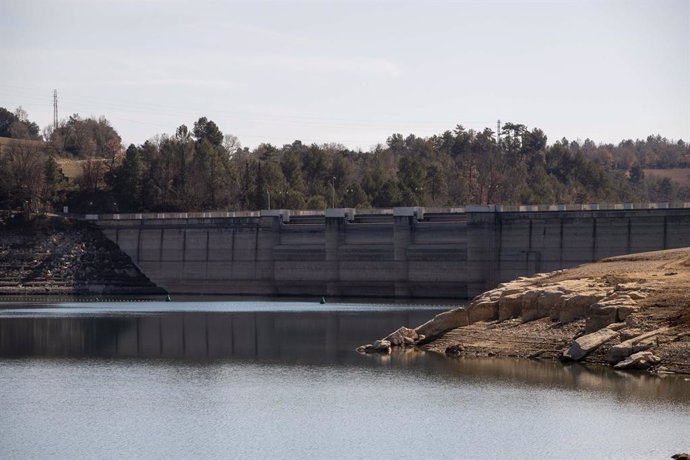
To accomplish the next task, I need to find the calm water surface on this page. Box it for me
[0,301,689,459]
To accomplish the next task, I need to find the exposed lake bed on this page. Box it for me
[1,301,689,459]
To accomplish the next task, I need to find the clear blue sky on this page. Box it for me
[2,0,688,150]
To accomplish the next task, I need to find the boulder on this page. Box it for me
[383,327,420,347]
[608,340,653,363]
[616,304,639,322]
[521,289,542,308]
[620,328,643,340]
[356,339,392,354]
[539,289,565,310]
[498,294,522,321]
[557,291,605,323]
[607,328,667,363]
[562,328,620,361]
[586,304,620,332]
[468,300,498,324]
[613,351,661,370]
[415,307,469,339]
[524,289,563,322]
[445,344,464,355]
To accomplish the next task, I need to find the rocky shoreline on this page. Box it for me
[0,215,166,298]
[360,248,690,375]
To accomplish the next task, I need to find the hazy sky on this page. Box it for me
[2,0,688,150]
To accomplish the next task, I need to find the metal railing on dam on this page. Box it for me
[83,204,690,299]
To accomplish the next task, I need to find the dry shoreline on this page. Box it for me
[362,248,690,375]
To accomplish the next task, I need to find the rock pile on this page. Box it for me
[0,217,165,297]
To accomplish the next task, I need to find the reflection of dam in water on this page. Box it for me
[0,310,440,361]
[2,305,690,405]
[2,309,689,404]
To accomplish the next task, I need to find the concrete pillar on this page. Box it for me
[258,215,282,293]
[393,208,422,297]
[325,209,354,296]
[393,216,412,297]
[466,209,499,297]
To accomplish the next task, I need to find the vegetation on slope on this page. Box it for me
[0,106,688,214]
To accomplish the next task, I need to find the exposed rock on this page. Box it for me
[672,453,690,460]
[606,293,634,303]
[627,291,648,300]
[486,290,503,301]
[607,328,668,364]
[356,339,391,354]
[498,294,522,320]
[520,289,542,311]
[383,327,420,347]
[415,308,469,339]
[445,344,464,355]
[0,217,165,297]
[585,293,640,331]
[557,291,607,323]
[468,300,498,323]
[524,289,563,322]
[613,351,661,369]
[586,304,620,331]
[371,248,690,374]
[616,304,639,322]
[563,328,620,361]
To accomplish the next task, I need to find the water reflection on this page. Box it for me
[361,350,690,405]
[0,309,439,362]
[1,306,688,405]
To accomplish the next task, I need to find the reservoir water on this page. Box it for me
[1,301,688,459]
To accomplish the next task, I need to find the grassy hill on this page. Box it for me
[55,158,111,181]
[0,136,110,181]
[644,168,690,186]
[0,136,44,153]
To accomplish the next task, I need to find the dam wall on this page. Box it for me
[90,204,690,299]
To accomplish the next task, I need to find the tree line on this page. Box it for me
[0,106,688,214]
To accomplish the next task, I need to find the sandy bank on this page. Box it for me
[363,248,690,374]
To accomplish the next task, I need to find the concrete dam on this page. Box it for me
[91,204,690,299]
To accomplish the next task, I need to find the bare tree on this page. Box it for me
[2,140,46,213]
